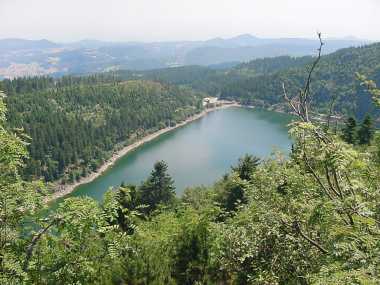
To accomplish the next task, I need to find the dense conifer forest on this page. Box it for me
[219,43,380,118]
[0,77,203,182]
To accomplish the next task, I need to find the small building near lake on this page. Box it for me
[202,97,219,108]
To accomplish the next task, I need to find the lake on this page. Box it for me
[67,107,293,201]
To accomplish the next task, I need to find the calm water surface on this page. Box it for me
[68,107,293,201]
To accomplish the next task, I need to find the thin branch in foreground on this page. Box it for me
[282,33,324,122]
[280,218,329,254]
[23,217,62,272]
[293,221,329,254]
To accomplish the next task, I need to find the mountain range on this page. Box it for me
[0,34,369,79]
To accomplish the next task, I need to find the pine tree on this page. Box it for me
[342,117,357,144]
[231,154,260,180]
[139,161,175,214]
[358,115,374,145]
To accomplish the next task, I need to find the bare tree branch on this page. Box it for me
[280,218,329,254]
[282,33,324,122]
[293,221,329,254]
[23,217,61,272]
[303,151,335,201]
[324,163,341,198]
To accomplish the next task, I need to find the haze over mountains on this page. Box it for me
[0,34,369,79]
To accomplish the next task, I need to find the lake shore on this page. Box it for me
[48,102,240,201]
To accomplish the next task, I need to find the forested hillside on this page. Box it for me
[220,43,380,118]
[235,55,314,75]
[0,76,203,182]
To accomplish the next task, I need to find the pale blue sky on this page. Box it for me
[0,0,379,42]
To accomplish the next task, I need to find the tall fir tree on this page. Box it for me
[139,161,175,214]
[342,117,357,144]
[231,154,260,180]
[358,115,374,145]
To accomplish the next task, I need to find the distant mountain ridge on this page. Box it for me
[0,34,371,78]
[0,38,59,51]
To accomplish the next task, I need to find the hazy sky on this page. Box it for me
[0,0,379,42]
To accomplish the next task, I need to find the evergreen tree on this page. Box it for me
[219,175,248,213]
[140,161,175,214]
[342,117,357,144]
[231,154,260,180]
[226,183,245,212]
[357,115,374,145]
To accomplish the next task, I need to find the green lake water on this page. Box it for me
[66,107,293,202]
